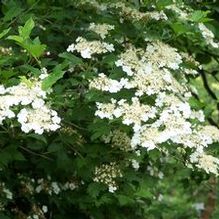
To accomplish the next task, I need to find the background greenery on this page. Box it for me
[0,0,219,218]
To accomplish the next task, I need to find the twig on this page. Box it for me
[19,145,53,161]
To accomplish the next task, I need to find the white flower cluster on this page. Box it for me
[35,177,78,195]
[145,41,183,70]
[93,162,123,193]
[109,43,184,96]
[190,152,219,175]
[96,97,157,131]
[198,23,219,48]
[89,38,219,175]
[0,73,61,134]
[88,23,114,39]
[110,2,168,21]
[17,106,60,135]
[67,37,114,59]
[77,1,168,22]
[165,3,191,20]
[26,204,48,219]
[17,174,78,198]
[165,3,219,49]
[0,46,13,56]
[89,73,128,93]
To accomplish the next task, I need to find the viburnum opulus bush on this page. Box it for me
[1,0,219,218]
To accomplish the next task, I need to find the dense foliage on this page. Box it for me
[1,0,219,218]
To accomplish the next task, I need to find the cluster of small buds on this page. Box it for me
[88,23,114,39]
[0,46,13,55]
[111,130,132,152]
[60,126,86,147]
[67,37,114,59]
[93,162,123,192]
[0,72,61,134]
[102,129,132,152]
[18,175,35,194]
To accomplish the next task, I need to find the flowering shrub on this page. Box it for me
[0,0,219,218]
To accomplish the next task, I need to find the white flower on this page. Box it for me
[122,65,134,76]
[67,44,75,52]
[81,48,92,59]
[42,205,48,213]
[103,42,115,52]
[108,185,117,193]
[0,85,6,94]
[51,182,61,195]
[3,188,13,199]
[39,68,49,80]
[132,159,140,170]
[198,23,219,48]
[193,203,204,211]
[17,106,61,135]
[88,23,114,39]
[32,98,45,109]
[67,37,115,59]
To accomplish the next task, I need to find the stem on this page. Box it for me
[19,145,53,161]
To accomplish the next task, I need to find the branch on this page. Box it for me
[200,177,217,219]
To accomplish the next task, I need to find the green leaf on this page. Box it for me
[18,17,35,39]
[3,6,23,22]
[25,41,46,58]
[87,182,105,198]
[117,194,134,206]
[59,52,83,65]
[7,35,23,43]
[170,22,192,35]
[189,10,211,23]
[7,19,46,58]
[0,146,25,167]
[0,213,10,219]
[19,76,33,87]
[0,28,11,39]
[41,65,65,90]
[26,133,47,144]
